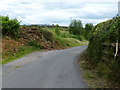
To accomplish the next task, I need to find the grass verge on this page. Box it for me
[2,46,36,64]
[78,51,112,88]
[45,27,88,47]
[54,36,88,47]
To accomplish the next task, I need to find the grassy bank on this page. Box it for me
[78,16,120,88]
[2,46,35,64]
[78,51,111,88]
[44,27,88,47]
[2,26,88,64]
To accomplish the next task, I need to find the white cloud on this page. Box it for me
[0,0,119,26]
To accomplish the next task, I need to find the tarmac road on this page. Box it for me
[2,46,88,88]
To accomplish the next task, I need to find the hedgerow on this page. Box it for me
[87,16,120,87]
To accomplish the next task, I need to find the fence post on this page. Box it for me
[115,40,118,57]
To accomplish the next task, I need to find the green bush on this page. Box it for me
[1,15,20,38]
[42,30,53,41]
[87,16,120,87]
[84,23,94,40]
[60,31,72,38]
[28,41,44,49]
[55,24,60,35]
[18,47,26,52]
[72,35,85,41]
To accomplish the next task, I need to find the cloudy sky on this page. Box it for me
[0,0,119,26]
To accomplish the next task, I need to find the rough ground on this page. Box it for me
[2,46,88,88]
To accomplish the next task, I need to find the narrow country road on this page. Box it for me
[2,46,88,88]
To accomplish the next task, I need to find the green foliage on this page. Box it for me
[60,31,72,38]
[1,15,20,38]
[84,23,94,40]
[28,41,44,49]
[96,63,111,78]
[45,25,88,46]
[69,19,83,35]
[18,46,26,52]
[55,24,60,35]
[41,29,53,41]
[2,46,35,64]
[87,16,120,87]
[72,35,85,41]
[54,36,88,47]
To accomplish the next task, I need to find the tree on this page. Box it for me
[55,24,60,35]
[1,15,20,38]
[69,19,83,35]
[84,23,93,40]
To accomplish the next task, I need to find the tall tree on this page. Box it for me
[69,19,83,35]
[84,23,93,40]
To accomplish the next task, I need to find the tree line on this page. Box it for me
[68,19,93,40]
[54,19,94,41]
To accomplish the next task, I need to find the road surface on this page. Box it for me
[2,46,88,88]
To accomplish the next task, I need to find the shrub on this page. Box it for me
[84,23,94,40]
[1,15,20,38]
[28,41,44,49]
[87,16,120,87]
[55,24,60,35]
[42,29,53,41]
[60,31,72,38]
[72,35,85,41]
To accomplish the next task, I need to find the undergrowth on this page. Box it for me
[80,16,120,88]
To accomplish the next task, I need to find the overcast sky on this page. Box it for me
[0,0,119,26]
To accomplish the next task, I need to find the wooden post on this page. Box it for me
[115,40,118,57]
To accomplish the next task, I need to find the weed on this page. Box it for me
[15,66,21,69]
[28,41,44,49]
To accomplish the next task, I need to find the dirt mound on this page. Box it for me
[2,26,63,61]
[2,37,24,60]
[19,26,61,49]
